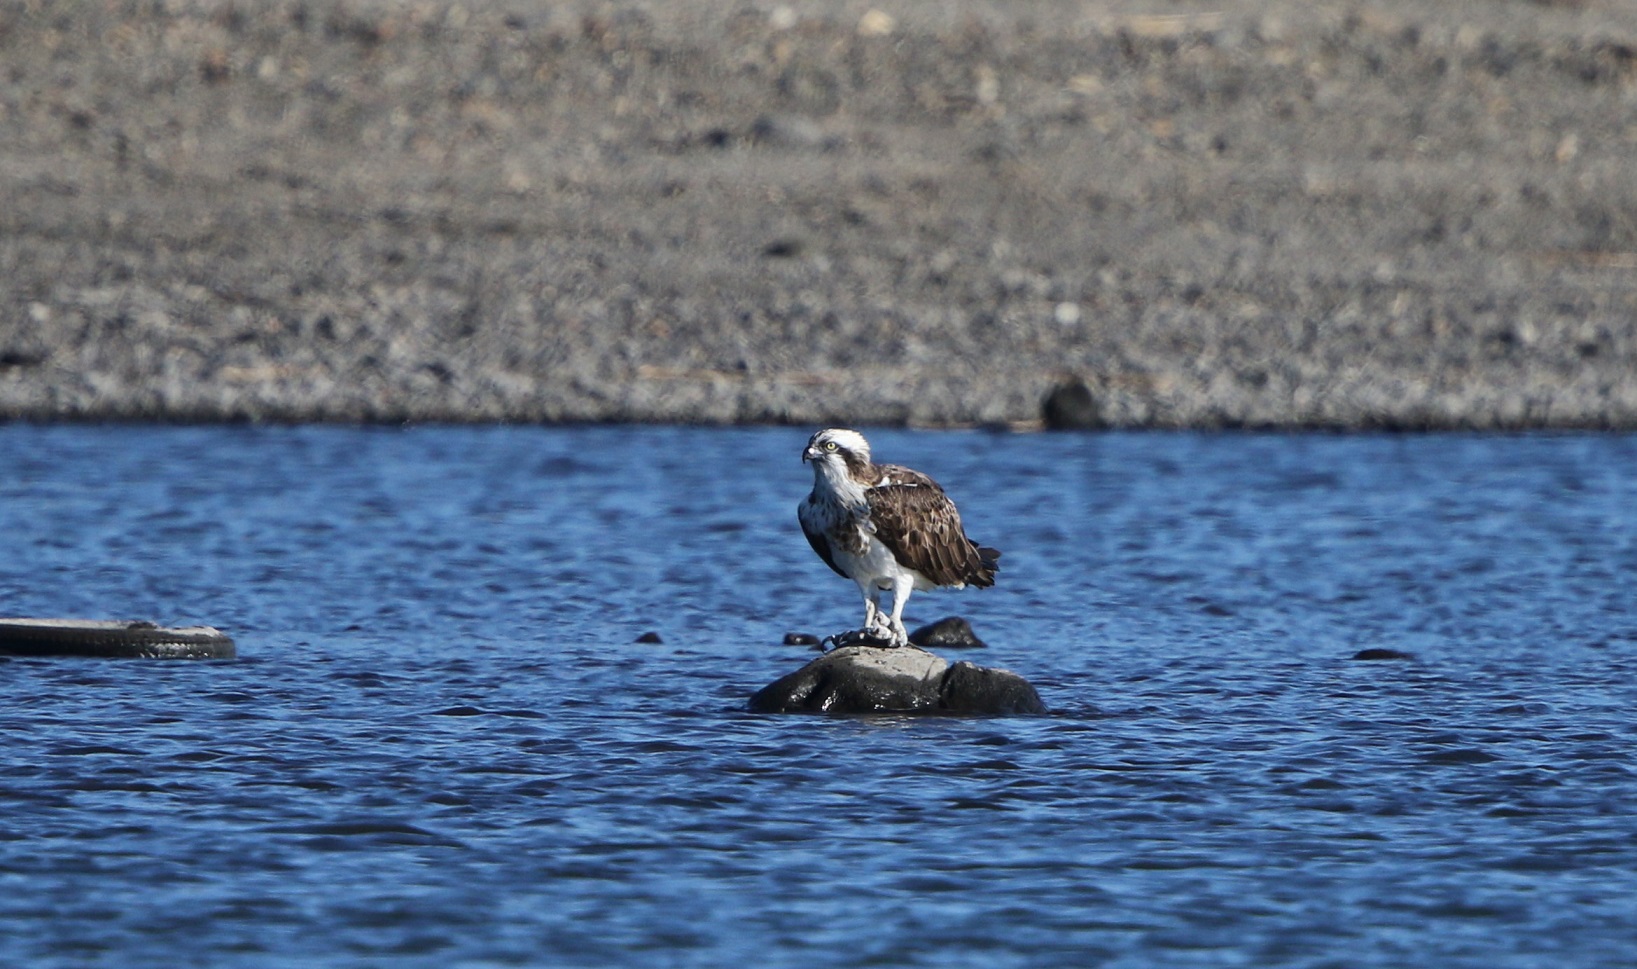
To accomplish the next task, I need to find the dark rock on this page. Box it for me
[939,661,1046,714]
[908,616,988,649]
[782,632,821,646]
[0,350,47,369]
[0,617,235,659]
[1352,647,1415,661]
[1042,379,1102,430]
[762,237,806,258]
[748,644,1046,715]
[635,631,663,644]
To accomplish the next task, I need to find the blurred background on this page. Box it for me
[3,0,1636,428]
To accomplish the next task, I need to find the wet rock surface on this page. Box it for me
[908,616,989,649]
[0,618,236,659]
[4,1,1637,428]
[749,642,1047,715]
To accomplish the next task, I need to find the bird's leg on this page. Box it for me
[884,576,914,647]
[827,590,884,648]
[860,587,893,641]
[862,592,881,634]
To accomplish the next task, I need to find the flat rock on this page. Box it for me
[0,618,235,659]
[748,644,1046,715]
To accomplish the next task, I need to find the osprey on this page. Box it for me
[798,428,1000,646]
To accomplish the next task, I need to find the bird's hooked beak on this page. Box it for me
[801,446,815,464]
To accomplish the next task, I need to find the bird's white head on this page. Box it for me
[802,427,872,479]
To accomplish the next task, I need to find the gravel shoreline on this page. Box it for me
[4,0,1636,428]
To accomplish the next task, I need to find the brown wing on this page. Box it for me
[864,467,998,588]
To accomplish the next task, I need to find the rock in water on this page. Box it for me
[0,618,235,659]
[748,644,1046,715]
[908,616,988,649]
[1351,647,1416,661]
[938,661,1046,715]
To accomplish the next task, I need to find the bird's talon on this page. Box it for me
[826,627,901,649]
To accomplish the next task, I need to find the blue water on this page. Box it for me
[2,424,1635,968]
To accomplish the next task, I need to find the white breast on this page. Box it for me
[805,466,936,591]
[836,536,930,590]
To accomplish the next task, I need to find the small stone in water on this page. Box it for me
[908,616,988,649]
[1352,647,1415,661]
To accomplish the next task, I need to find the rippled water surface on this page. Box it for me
[2,424,1635,968]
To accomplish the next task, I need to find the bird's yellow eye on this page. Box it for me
[824,441,838,451]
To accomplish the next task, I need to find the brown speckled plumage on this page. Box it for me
[798,428,998,644]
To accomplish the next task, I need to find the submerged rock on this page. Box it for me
[1352,647,1416,661]
[749,643,1046,715]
